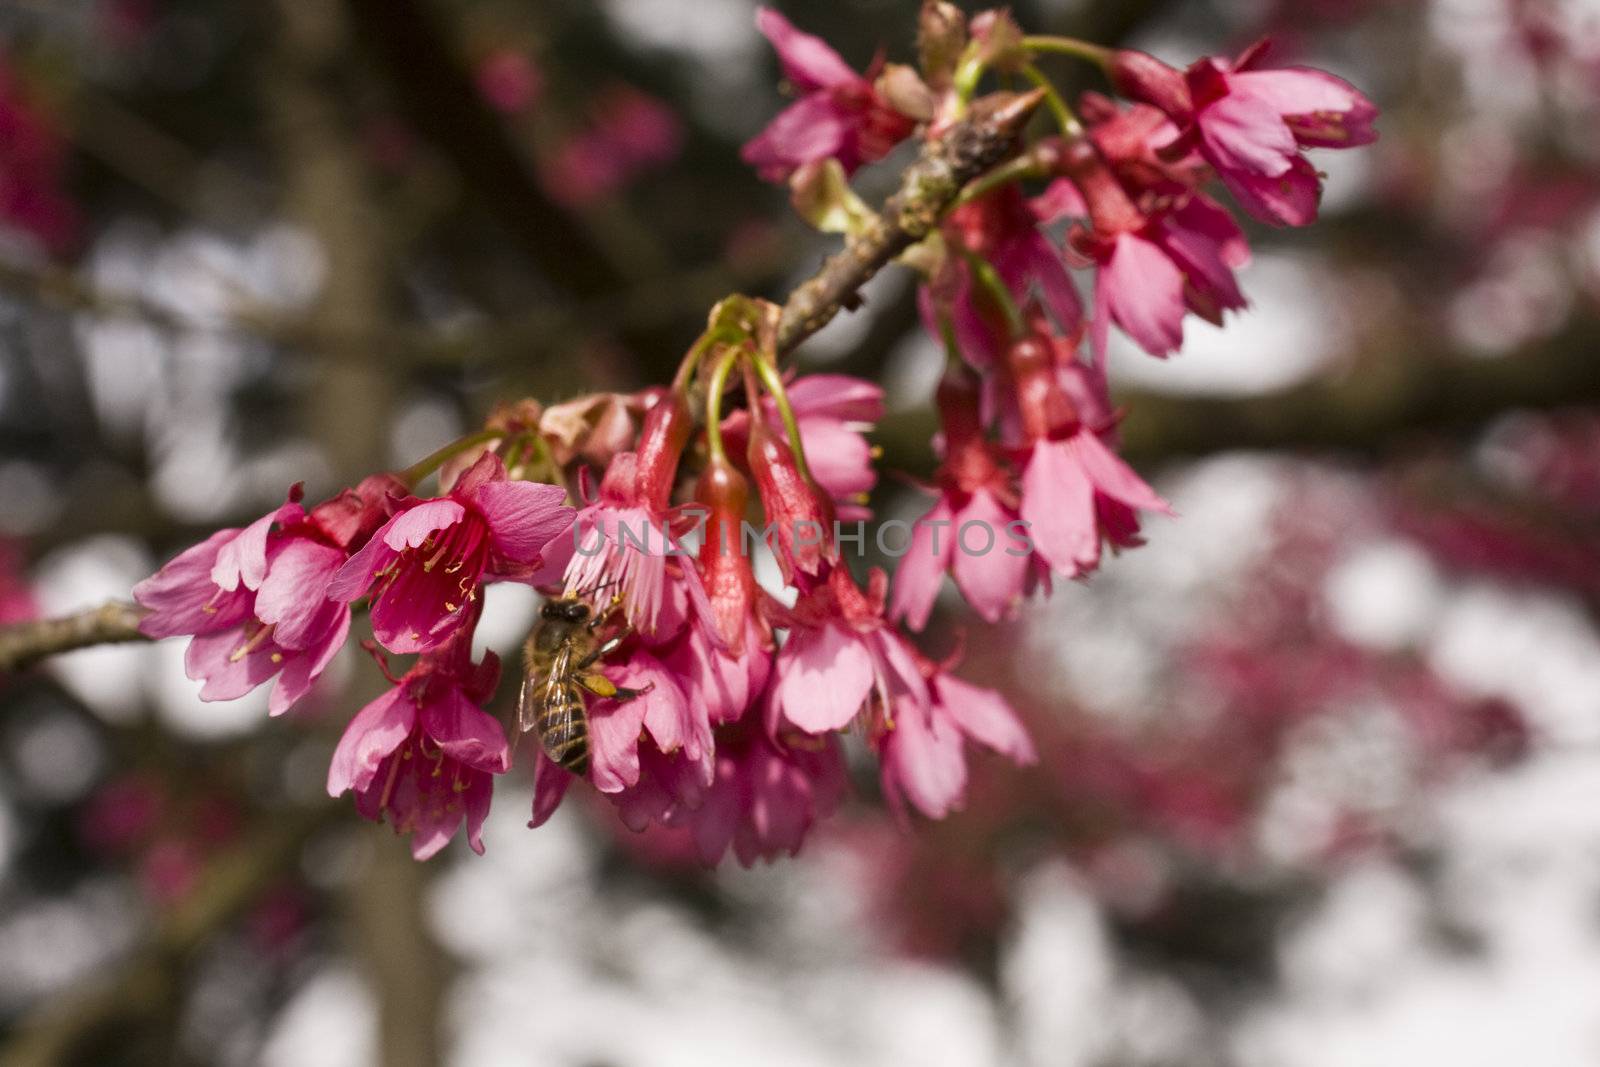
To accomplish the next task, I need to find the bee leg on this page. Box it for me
[576,626,632,670]
[577,672,654,704]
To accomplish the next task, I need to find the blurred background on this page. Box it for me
[2,0,1599,1064]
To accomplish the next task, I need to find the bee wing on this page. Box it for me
[517,640,564,735]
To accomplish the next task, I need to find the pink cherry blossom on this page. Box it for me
[327,635,508,860]
[920,184,1083,369]
[766,566,929,736]
[134,489,357,716]
[721,373,883,519]
[878,660,1037,821]
[562,394,708,637]
[741,8,915,181]
[1112,41,1378,227]
[892,366,1031,630]
[331,452,574,654]
[678,724,846,866]
[1020,427,1173,578]
[1051,138,1250,359]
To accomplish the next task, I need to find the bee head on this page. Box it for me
[541,598,591,623]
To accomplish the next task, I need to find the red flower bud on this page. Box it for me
[747,419,836,583]
[1106,49,1193,118]
[635,391,693,511]
[695,457,759,651]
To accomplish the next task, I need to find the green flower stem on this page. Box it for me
[954,152,1048,208]
[1021,64,1083,139]
[1021,35,1111,67]
[961,249,1025,340]
[750,353,813,483]
[398,428,507,487]
[704,347,742,466]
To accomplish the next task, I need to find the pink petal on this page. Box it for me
[950,489,1030,623]
[741,94,851,178]
[799,418,876,502]
[934,675,1036,763]
[1229,68,1377,146]
[1219,154,1322,227]
[1198,91,1298,177]
[210,505,290,593]
[268,607,350,717]
[256,539,347,648]
[186,627,280,702]
[586,683,651,793]
[770,622,874,733]
[383,499,465,551]
[133,530,254,637]
[529,753,572,827]
[881,695,968,820]
[1021,440,1099,577]
[890,499,956,631]
[474,479,575,567]
[755,8,858,92]
[326,519,400,603]
[782,375,885,422]
[421,686,511,774]
[1031,177,1087,223]
[1104,233,1187,357]
[461,773,493,855]
[327,686,417,796]
[1069,430,1173,516]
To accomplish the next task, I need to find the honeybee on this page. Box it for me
[516,591,645,776]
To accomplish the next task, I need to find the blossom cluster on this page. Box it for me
[128,4,1376,864]
[742,5,1375,626]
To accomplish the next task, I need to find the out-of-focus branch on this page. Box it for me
[776,90,1044,356]
[1116,323,1600,462]
[1,804,334,1067]
[0,600,146,674]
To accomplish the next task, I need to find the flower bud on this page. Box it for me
[747,419,836,583]
[917,1,967,89]
[635,391,693,511]
[695,457,757,651]
[1106,49,1193,118]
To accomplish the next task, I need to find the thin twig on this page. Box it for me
[0,600,147,674]
[775,89,1044,356]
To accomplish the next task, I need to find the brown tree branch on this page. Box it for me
[776,90,1044,355]
[0,600,146,674]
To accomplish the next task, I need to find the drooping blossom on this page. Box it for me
[332,452,574,654]
[741,8,916,181]
[744,415,838,584]
[721,373,884,518]
[1110,41,1377,226]
[766,565,928,736]
[527,645,714,823]
[672,720,846,866]
[563,394,705,636]
[326,628,509,860]
[919,183,1082,369]
[877,652,1037,821]
[892,364,1032,629]
[1049,138,1248,359]
[134,478,402,715]
[1007,333,1173,578]
[662,455,773,725]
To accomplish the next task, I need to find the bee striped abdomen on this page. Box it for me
[536,682,590,775]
